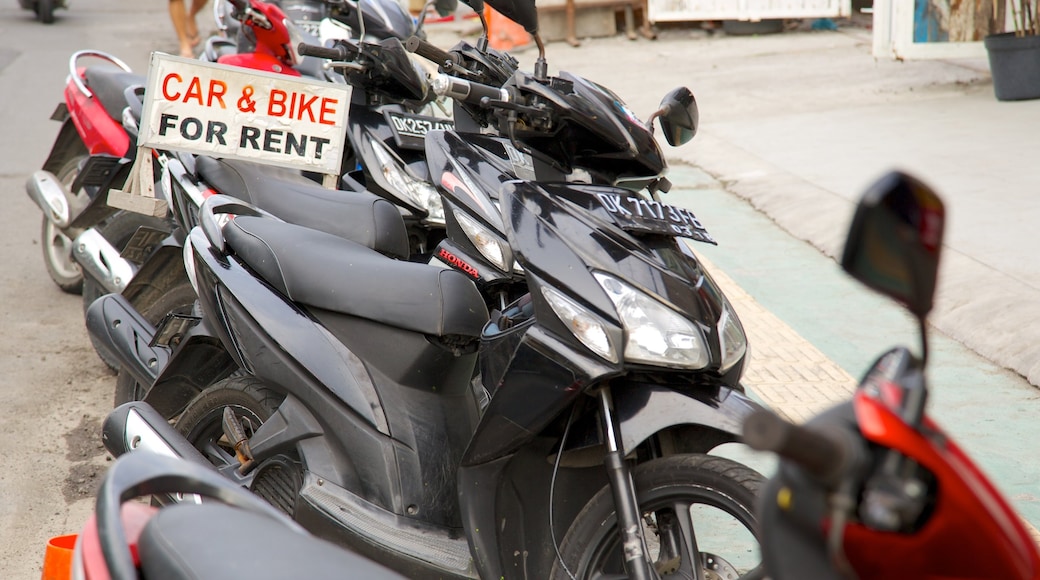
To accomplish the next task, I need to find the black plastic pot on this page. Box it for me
[984,32,1040,101]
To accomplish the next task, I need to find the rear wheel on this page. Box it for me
[175,377,283,469]
[111,280,201,406]
[41,149,88,293]
[551,454,764,580]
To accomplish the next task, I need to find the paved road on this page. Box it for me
[0,1,177,575]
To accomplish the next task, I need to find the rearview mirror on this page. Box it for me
[656,87,698,146]
[841,171,944,318]
[434,0,458,16]
[467,0,538,33]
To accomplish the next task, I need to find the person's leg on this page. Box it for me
[185,0,208,47]
[169,0,196,58]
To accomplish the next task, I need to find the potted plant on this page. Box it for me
[985,0,1040,100]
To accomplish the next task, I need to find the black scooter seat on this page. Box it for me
[83,67,146,122]
[225,216,489,337]
[139,502,404,579]
[197,156,410,259]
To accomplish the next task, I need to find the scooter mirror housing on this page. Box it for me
[841,170,944,319]
[466,0,538,33]
[434,0,458,16]
[655,87,698,146]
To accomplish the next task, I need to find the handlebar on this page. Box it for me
[743,409,861,487]
[297,41,355,61]
[429,73,507,106]
[405,36,460,67]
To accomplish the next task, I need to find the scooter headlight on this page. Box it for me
[594,272,709,369]
[455,210,511,272]
[369,138,445,224]
[541,285,617,363]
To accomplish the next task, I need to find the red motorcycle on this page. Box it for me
[208,0,305,76]
[27,50,152,295]
[743,171,1040,579]
[28,0,310,295]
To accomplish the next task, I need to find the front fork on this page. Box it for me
[598,386,656,580]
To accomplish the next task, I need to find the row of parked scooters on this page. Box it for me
[28,0,1040,577]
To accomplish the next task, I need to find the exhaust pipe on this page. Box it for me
[73,228,137,293]
[26,170,75,228]
[103,402,210,466]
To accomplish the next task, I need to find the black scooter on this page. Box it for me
[105,148,765,576]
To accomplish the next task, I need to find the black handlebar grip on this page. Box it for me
[297,42,350,61]
[743,409,856,487]
[405,36,459,66]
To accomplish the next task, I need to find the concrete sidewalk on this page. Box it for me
[427,18,1040,388]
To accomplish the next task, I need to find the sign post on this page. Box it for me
[109,53,351,213]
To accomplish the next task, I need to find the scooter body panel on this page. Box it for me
[64,73,130,157]
[846,391,1040,579]
[189,226,482,525]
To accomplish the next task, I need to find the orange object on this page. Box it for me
[485,6,532,52]
[41,534,77,580]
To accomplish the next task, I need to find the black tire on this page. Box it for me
[111,280,202,406]
[41,146,88,293]
[551,454,764,580]
[38,0,55,23]
[175,377,283,469]
[81,211,174,372]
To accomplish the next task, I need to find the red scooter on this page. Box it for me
[27,50,152,295]
[27,0,304,297]
[743,171,1040,579]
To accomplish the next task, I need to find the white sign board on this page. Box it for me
[648,0,849,24]
[139,53,350,175]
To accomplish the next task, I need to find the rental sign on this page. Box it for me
[139,53,350,175]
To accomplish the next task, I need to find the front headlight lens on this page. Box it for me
[594,273,709,369]
[718,304,747,373]
[455,210,510,272]
[369,139,445,224]
[542,285,617,363]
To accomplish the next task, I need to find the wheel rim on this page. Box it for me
[43,217,81,281]
[578,484,763,580]
[42,154,87,287]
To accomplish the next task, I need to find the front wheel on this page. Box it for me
[37,0,55,23]
[111,280,202,406]
[82,211,174,372]
[552,454,764,580]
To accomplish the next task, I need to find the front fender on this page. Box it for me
[615,383,764,455]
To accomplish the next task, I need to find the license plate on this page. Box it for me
[595,192,716,244]
[385,111,455,150]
